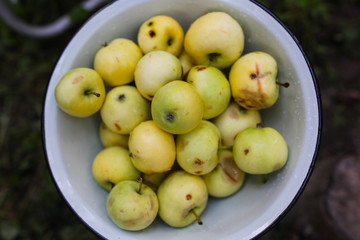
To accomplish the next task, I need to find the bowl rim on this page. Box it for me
[41,0,322,239]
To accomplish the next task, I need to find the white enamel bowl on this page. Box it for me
[42,0,322,239]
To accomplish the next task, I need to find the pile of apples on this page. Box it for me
[54,12,289,231]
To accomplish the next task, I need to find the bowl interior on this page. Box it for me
[43,0,321,239]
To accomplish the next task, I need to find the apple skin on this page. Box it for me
[151,80,204,134]
[100,85,151,134]
[184,11,244,69]
[202,150,245,198]
[93,38,143,87]
[55,67,105,117]
[99,122,129,148]
[176,120,220,175]
[128,120,176,174]
[92,146,141,191]
[157,171,208,228]
[229,51,279,110]
[186,65,231,119]
[134,50,182,100]
[142,172,169,192]
[137,15,184,56]
[107,180,159,231]
[212,101,262,146]
[179,50,194,76]
[233,127,288,174]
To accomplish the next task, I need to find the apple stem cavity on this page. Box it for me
[208,52,221,63]
[137,177,143,194]
[191,209,203,225]
[166,112,175,122]
[276,81,290,88]
[84,90,101,97]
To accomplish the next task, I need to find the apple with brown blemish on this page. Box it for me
[233,127,288,174]
[176,120,220,175]
[106,179,159,231]
[92,146,141,191]
[99,122,129,148]
[202,150,245,198]
[55,67,105,117]
[94,38,143,87]
[151,80,204,134]
[229,51,283,110]
[157,171,208,227]
[100,85,151,134]
[186,65,231,119]
[134,50,182,100]
[137,15,184,56]
[212,101,262,146]
[128,120,176,174]
[184,11,245,69]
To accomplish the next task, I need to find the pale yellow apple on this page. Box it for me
[184,11,244,69]
[94,38,143,87]
[212,101,262,146]
[92,146,141,191]
[128,120,176,174]
[134,50,182,100]
[179,50,194,76]
[137,15,184,56]
[99,122,129,148]
[229,51,279,110]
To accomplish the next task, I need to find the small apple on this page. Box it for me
[137,15,184,56]
[229,51,279,110]
[107,179,159,231]
[128,120,176,174]
[93,38,143,87]
[202,150,245,198]
[186,65,231,119]
[92,146,141,191]
[100,85,151,134]
[99,122,129,148]
[178,50,194,76]
[176,120,220,175]
[157,171,208,228]
[212,101,262,146]
[134,50,182,100]
[233,127,288,174]
[184,11,244,69]
[54,67,105,117]
[151,80,204,134]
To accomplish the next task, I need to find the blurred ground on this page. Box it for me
[0,0,359,239]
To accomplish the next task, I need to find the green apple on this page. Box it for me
[233,127,288,174]
[212,101,262,146]
[157,171,208,228]
[179,50,194,76]
[229,51,279,110]
[93,38,143,87]
[142,172,169,191]
[100,85,151,134]
[186,65,231,119]
[202,150,245,198]
[92,146,141,191]
[107,180,159,231]
[99,122,129,148]
[128,120,176,174]
[151,80,204,134]
[176,120,220,175]
[137,15,184,56]
[134,50,182,100]
[54,67,105,117]
[184,11,244,69]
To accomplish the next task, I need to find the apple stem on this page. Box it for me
[137,177,143,194]
[191,210,203,225]
[276,81,290,88]
[85,90,101,97]
[218,145,232,151]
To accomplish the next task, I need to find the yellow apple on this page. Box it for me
[99,122,129,148]
[137,15,184,56]
[93,38,143,87]
[184,11,244,69]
